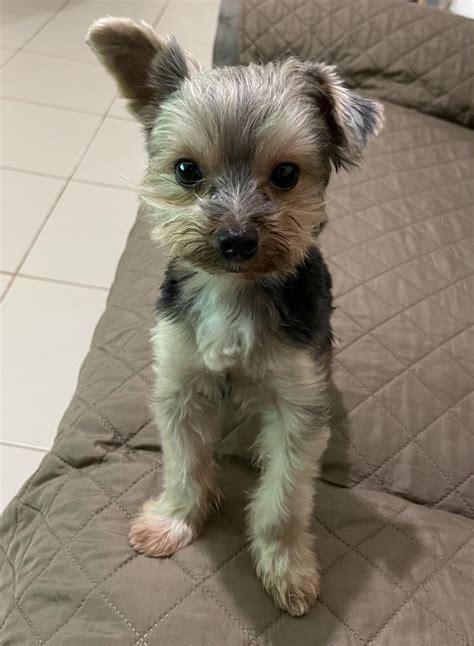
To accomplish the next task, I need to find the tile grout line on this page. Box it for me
[16,273,110,293]
[0,50,16,68]
[2,88,120,301]
[0,273,15,304]
[0,0,72,70]
[0,441,49,454]
[0,0,208,123]
[0,95,107,118]
[0,165,131,185]
[1,0,170,300]
[6,49,102,68]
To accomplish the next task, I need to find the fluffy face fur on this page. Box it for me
[87,17,382,280]
[87,16,383,617]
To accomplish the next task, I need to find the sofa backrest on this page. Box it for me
[233,0,474,128]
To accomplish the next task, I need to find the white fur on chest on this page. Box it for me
[188,275,258,373]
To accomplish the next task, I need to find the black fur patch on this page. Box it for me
[261,246,333,353]
[156,248,333,355]
[156,260,193,321]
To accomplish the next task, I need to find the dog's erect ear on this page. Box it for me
[86,17,193,128]
[303,62,383,170]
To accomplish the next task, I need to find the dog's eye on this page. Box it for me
[175,160,203,187]
[270,163,299,190]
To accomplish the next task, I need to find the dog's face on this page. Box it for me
[87,18,383,278]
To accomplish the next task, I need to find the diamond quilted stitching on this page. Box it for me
[82,455,155,501]
[397,505,472,556]
[435,276,474,326]
[331,246,390,284]
[413,349,474,408]
[258,602,360,646]
[101,556,194,634]
[431,245,473,283]
[365,232,415,268]
[449,541,474,582]
[369,598,468,646]
[330,360,367,411]
[329,213,381,246]
[367,271,423,311]
[172,515,243,584]
[10,511,59,601]
[313,521,353,573]
[455,478,474,511]
[411,562,474,645]
[315,485,395,547]
[332,309,364,352]
[204,551,280,632]
[45,476,110,543]
[377,371,445,436]
[337,336,404,392]
[319,223,353,255]
[147,591,255,646]
[372,314,436,366]
[68,506,134,582]
[321,551,406,641]
[396,254,452,295]
[335,284,397,329]
[345,399,407,473]
[47,591,138,646]
[358,203,415,233]
[20,551,94,641]
[244,0,474,125]
[451,392,473,430]
[404,295,467,345]
[92,378,153,444]
[359,527,438,592]
[114,462,163,517]
[437,489,474,516]
[1,607,41,646]
[418,415,473,490]
[327,262,359,297]
[0,551,14,622]
[19,452,71,514]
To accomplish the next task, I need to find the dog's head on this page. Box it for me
[87,17,383,278]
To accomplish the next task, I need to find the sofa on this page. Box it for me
[1,0,473,644]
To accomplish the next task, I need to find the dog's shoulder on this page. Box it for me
[261,246,333,352]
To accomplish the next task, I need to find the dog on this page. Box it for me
[87,17,383,616]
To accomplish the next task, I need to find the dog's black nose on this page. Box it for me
[217,227,258,261]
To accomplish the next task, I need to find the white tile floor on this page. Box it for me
[0,0,220,510]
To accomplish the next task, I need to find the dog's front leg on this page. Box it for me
[248,352,330,616]
[130,319,219,557]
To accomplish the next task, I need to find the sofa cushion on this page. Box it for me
[232,0,474,128]
[2,452,473,644]
[1,95,472,643]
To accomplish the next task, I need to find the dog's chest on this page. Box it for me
[189,279,266,373]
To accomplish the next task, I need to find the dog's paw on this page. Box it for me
[129,513,197,557]
[256,549,320,616]
[264,569,320,616]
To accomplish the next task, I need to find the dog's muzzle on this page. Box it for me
[216,227,258,262]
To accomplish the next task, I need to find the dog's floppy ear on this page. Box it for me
[303,62,383,170]
[86,17,194,129]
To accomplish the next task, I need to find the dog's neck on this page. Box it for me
[184,270,271,373]
[157,248,333,375]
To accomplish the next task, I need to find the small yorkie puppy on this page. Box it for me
[87,17,382,616]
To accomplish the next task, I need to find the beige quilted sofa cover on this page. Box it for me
[1,1,473,644]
